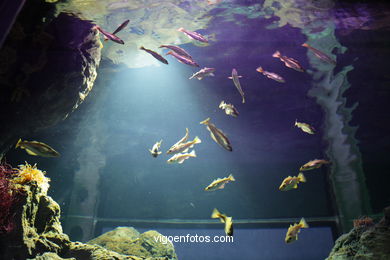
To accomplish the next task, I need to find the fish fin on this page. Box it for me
[229,174,235,181]
[193,136,201,144]
[272,50,281,58]
[219,101,226,108]
[293,183,298,189]
[189,150,196,157]
[157,151,162,155]
[197,77,202,80]
[298,172,306,183]
[178,158,186,164]
[200,117,211,125]
[148,149,153,154]
[302,43,309,48]
[295,119,298,126]
[228,76,233,79]
[25,149,38,156]
[209,73,215,76]
[299,218,309,228]
[211,208,220,219]
[15,138,22,149]
[238,75,243,78]
[177,27,184,32]
[219,183,226,189]
[182,148,189,153]
[189,75,194,80]
[256,67,264,73]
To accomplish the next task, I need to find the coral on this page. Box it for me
[0,163,18,234]
[12,162,50,194]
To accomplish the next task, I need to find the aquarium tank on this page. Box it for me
[0,0,389,259]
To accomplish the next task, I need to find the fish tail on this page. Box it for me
[177,27,184,32]
[15,138,22,149]
[140,46,145,50]
[219,100,226,108]
[299,218,309,228]
[272,50,281,58]
[302,43,309,48]
[229,174,235,181]
[298,172,306,183]
[189,150,196,157]
[200,117,211,125]
[185,128,189,135]
[295,119,298,126]
[211,208,221,219]
[256,66,263,73]
[193,136,201,144]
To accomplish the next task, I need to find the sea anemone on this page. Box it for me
[12,162,50,193]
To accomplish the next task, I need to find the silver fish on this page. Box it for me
[95,26,124,44]
[140,46,168,64]
[178,27,208,43]
[256,67,285,83]
[166,51,199,67]
[272,51,305,72]
[228,69,245,103]
[200,118,232,151]
[189,67,215,80]
[103,19,130,42]
[219,101,239,117]
[302,43,336,65]
[159,45,193,60]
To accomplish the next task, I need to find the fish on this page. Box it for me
[300,159,330,171]
[167,128,189,154]
[95,26,124,44]
[207,0,223,5]
[178,27,208,43]
[167,150,196,164]
[272,51,305,72]
[166,136,201,155]
[189,67,215,80]
[279,173,306,191]
[211,208,233,236]
[302,43,336,65]
[295,119,316,135]
[166,51,199,67]
[200,118,232,151]
[205,174,235,191]
[159,45,193,60]
[103,19,130,42]
[15,139,60,157]
[219,101,239,117]
[140,46,168,64]
[149,140,162,158]
[228,69,245,103]
[256,67,285,83]
[285,218,309,243]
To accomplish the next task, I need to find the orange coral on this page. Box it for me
[12,162,50,192]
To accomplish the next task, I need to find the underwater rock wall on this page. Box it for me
[326,206,390,260]
[0,168,177,260]
[0,10,101,159]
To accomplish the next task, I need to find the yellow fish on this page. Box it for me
[300,159,330,171]
[285,218,309,243]
[167,128,189,154]
[295,119,315,134]
[211,208,233,236]
[279,173,306,191]
[167,150,196,164]
[15,139,60,157]
[205,174,235,191]
[167,136,201,155]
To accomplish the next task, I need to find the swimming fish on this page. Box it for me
[272,51,305,72]
[300,159,330,171]
[279,173,306,191]
[167,150,196,164]
[166,51,199,67]
[189,67,215,80]
[159,45,193,60]
[295,119,316,134]
[140,46,168,64]
[149,140,162,158]
[302,43,336,65]
[15,139,60,157]
[200,118,232,151]
[95,26,124,44]
[285,218,309,243]
[166,136,201,155]
[178,27,208,43]
[211,208,233,236]
[205,174,235,191]
[219,101,239,117]
[167,128,189,154]
[256,67,285,83]
[103,19,129,41]
[228,69,245,103]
